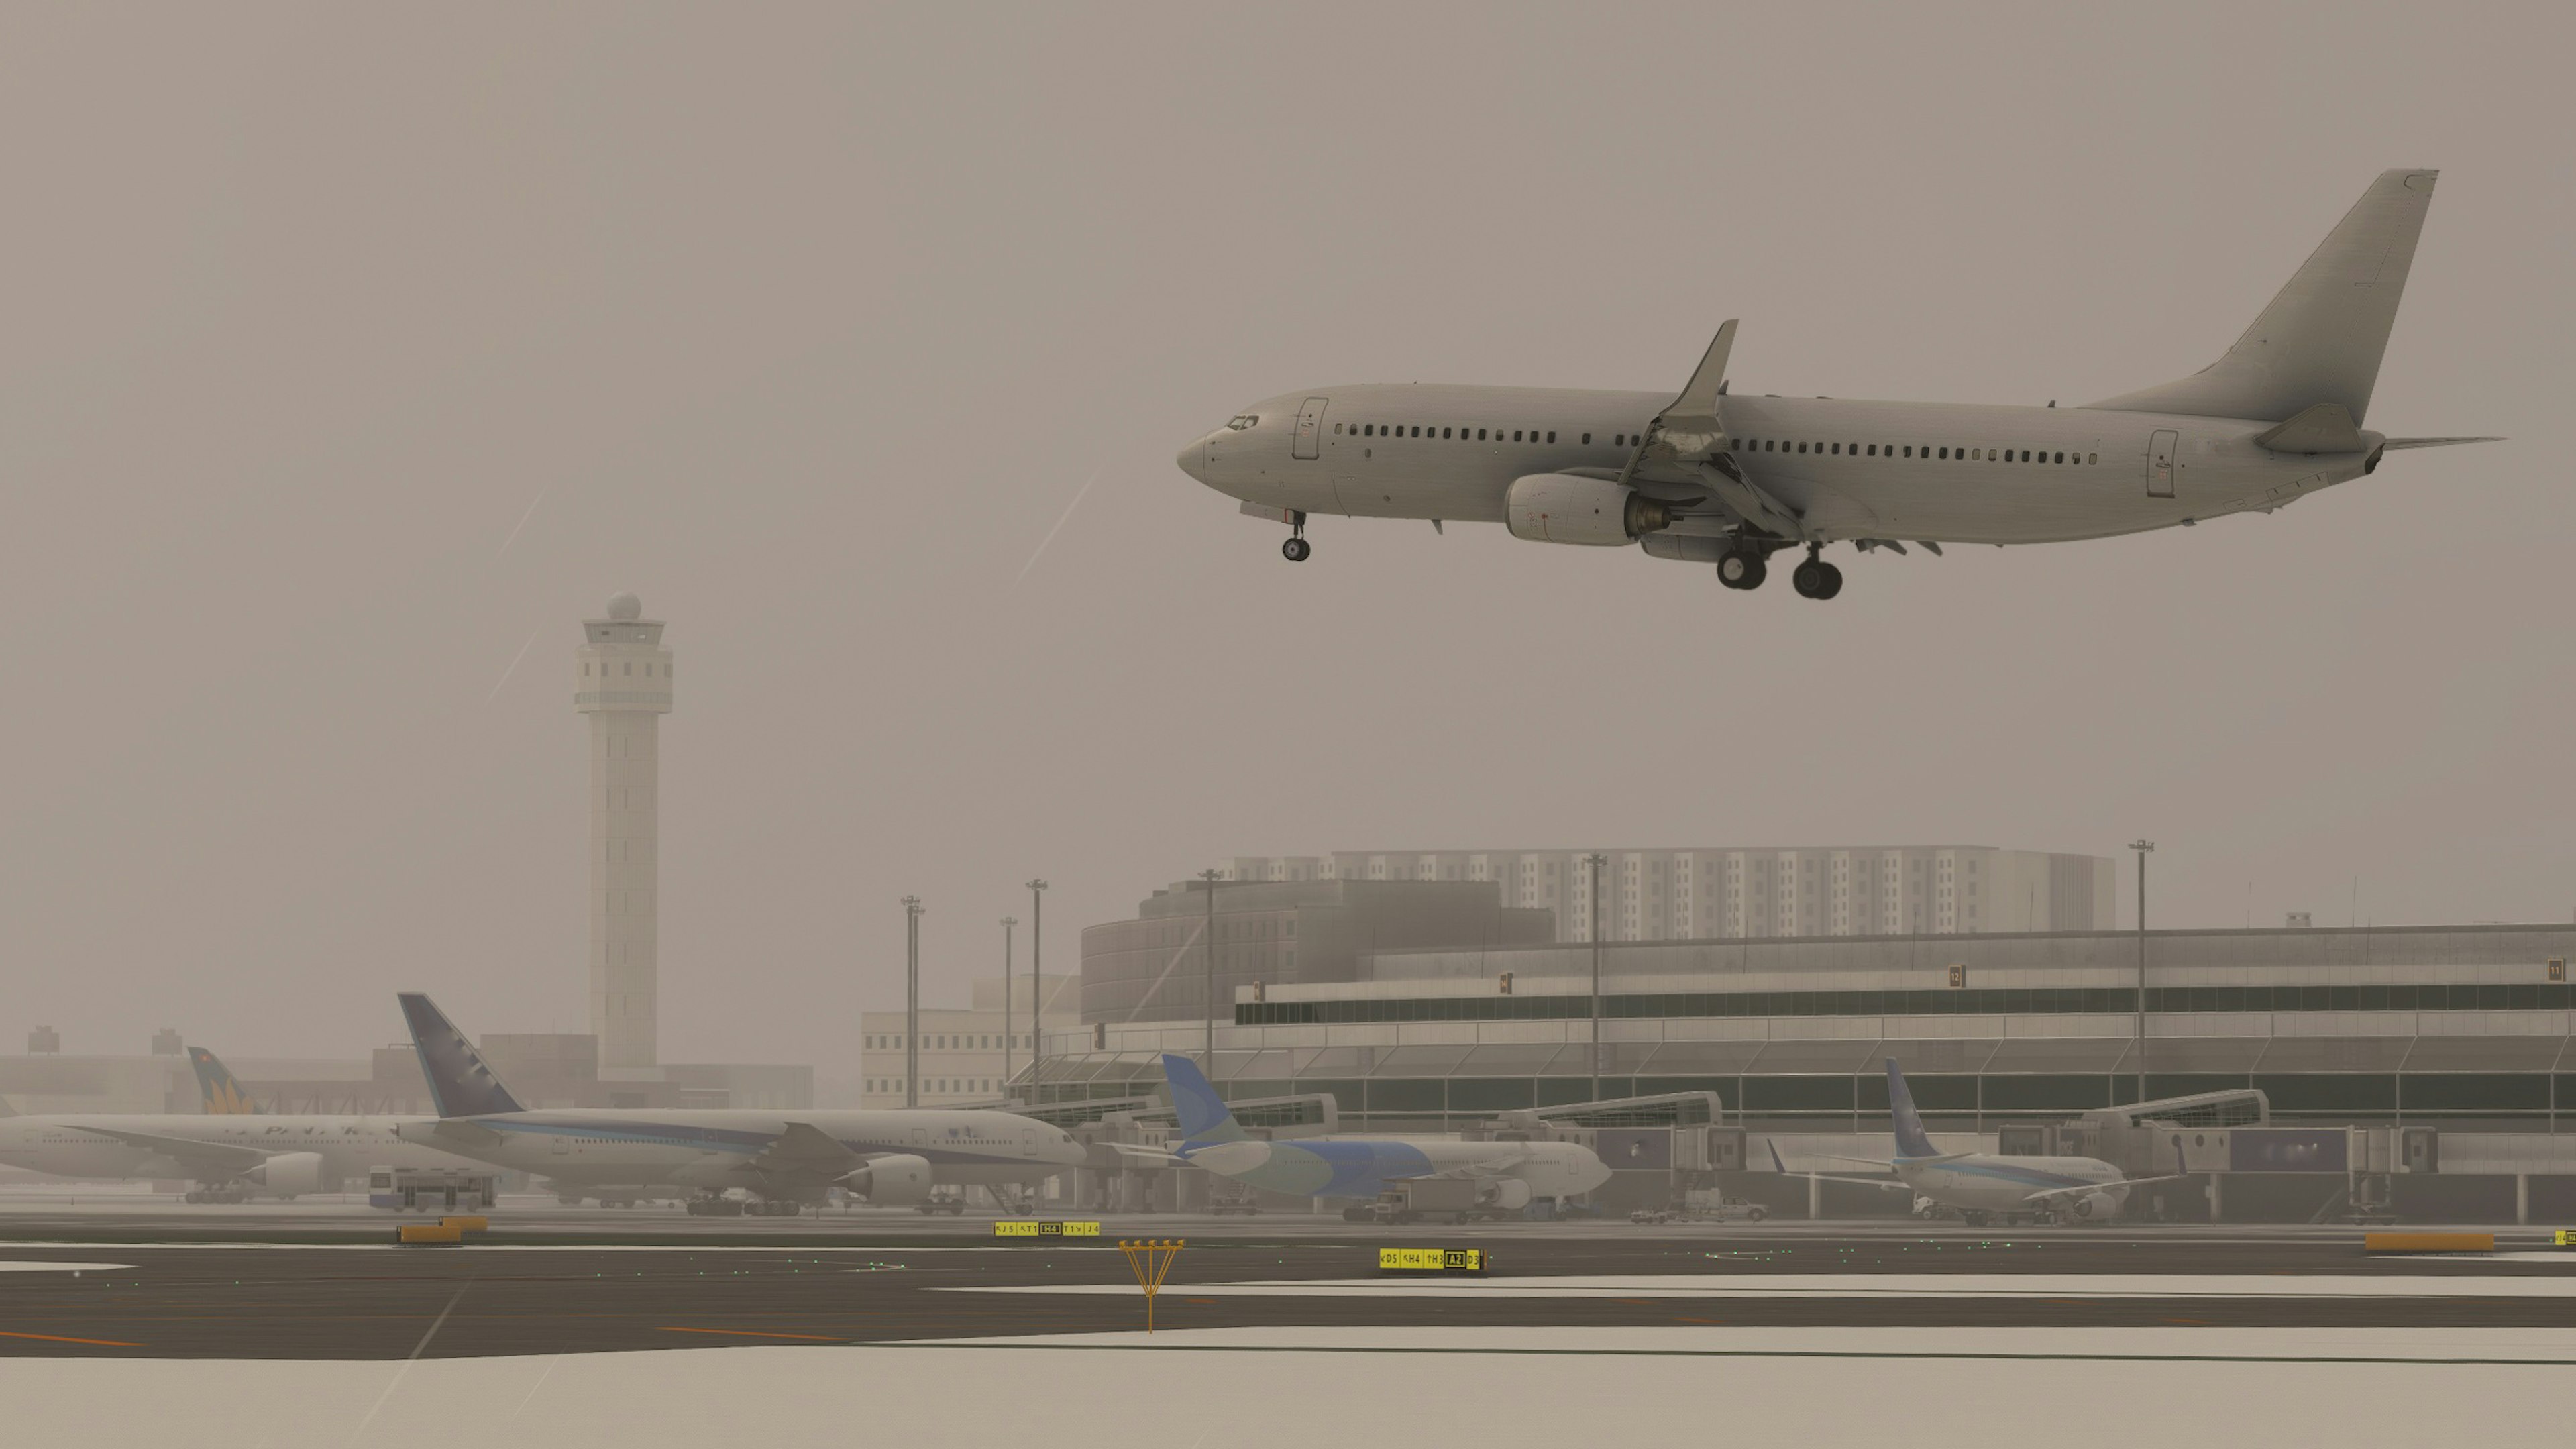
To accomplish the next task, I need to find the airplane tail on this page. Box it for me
[1158,1053,1246,1145]
[2090,169,2438,426]
[188,1047,262,1115]
[1884,1059,1939,1161]
[398,994,526,1118]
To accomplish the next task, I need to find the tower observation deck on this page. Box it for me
[575,592,672,1069]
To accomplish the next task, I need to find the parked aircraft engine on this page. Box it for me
[1478,1179,1534,1212]
[239,1151,326,1197]
[1505,474,1678,545]
[839,1154,932,1206]
[2065,1191,2120,1222]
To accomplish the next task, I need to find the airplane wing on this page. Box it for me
[74,1126,271,1180]
[1771,1141,1913,1191]
[1613,321,1812,541]
[749,1122,868,1177]
[2378,436,2504,450]
[2019,1173,2194,1205]
[1095,1142,1180,1169]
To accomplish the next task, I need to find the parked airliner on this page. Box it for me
[392,994,1085,1214]
[1159,1053,1607,1220]
[1178,170,2493,596]
[1773,1060,2186,1226]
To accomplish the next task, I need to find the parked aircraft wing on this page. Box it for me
[74,1126,270,1179]
[1772,1140,1917,1191]
[750,1122,867,1175]
[2019,1173,2194,1205]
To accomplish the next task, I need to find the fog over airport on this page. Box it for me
[1,1,2568,1082]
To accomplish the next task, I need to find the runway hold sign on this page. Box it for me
[994,1221,1102,1238]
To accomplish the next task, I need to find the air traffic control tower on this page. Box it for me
[576,592,672,1069]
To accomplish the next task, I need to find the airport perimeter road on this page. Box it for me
[9,1230,2576,1360]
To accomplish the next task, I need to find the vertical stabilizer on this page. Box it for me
[1159,1053,1247,1144]
[2090,170,2438,424]
[188,1047,262,1114]
[398,994,527,1118]
[1885,1059,1939,1161]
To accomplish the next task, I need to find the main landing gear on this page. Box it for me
[1790,545,1843,600]
[1716,546,1768,590]
[1281,511,1311,562]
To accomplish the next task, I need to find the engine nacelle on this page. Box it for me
[839,1153,932,1206]
[2065,1191,2121,1222]
[239,1151,327,1197]
[1505,474,1677,545]
[1478,1179,1534,1212]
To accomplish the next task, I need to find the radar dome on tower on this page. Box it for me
[606,592,643,621]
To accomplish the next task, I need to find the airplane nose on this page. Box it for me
[1176,439,1208,483]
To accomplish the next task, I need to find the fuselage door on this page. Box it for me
[2147,429,2178,498]
[1292,397,1328,460]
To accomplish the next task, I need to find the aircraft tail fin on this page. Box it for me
[398,994,526,1118]
[1885,1059,1939,1161]
[2090,169,2438,425]
[1159,1053,1246,1144]
[188,1046,262,1115]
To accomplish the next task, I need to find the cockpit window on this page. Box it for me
[1226,415,1258,430]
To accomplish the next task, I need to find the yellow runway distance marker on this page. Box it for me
[1117,1238,1186,1332]
[994,1220,1102,1238]
[2364,1232,2493,1254]
[1379,1248,1488,1274]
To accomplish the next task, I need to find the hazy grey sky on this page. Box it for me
[3,4,2568,1073]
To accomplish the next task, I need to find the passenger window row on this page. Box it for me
[1334,423,1561,443]
[1736,438,2100,465]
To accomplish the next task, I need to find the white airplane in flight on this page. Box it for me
[1177,169,2493,596]
[1771,1061,2188,1227]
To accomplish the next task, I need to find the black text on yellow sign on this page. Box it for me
[994,1220,1102,1238]
[1379,1247,1485,1273]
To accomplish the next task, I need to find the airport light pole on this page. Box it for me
[1585,853,1607,1103]
[1026,879,1048,1095]
[1198,869,1224,1072]
[1000,915,1018,1103]
[904,896,925,1108]
[2130,841,2154,1108]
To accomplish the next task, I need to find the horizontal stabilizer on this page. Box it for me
[2380,436,2504,451]
[2253,402,2365,455]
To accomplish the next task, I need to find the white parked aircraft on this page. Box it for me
[0,1053,491,1202]
[1772,1060,2187,1227]
[392,994,1086,1215]
[1178,170,2494,596]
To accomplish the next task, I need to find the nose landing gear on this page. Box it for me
[1281,511,1311,562]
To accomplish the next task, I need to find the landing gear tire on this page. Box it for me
[1792,559,1843,599]
[1717,549,1767,590]
[1281,536,1311,563]
[1962,1210,1990,1228]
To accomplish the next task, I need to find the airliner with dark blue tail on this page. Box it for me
[1161,1054,1607,1219]
[1775,1059,2186,1226]
[390,994,1084,1214]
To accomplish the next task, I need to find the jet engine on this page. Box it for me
[2063,1191,2121,1222]
[839,1154,933,1206]
[1478,1179,1534,1212]
[239,1151,327,1197]
[1505,474,1678,545]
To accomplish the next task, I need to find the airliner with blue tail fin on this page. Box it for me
[1771,1059,2188,1226]
[1160,1053,1607,1220]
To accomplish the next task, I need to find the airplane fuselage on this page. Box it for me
[0,1114,486,1187]
[1183,385,2377,547]
[398,1107,1085,1193]
[1896,1152,2129,1217]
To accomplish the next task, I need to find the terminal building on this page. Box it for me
[1212,845,2116,939]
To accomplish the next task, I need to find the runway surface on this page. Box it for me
[7,1208,2576,1360]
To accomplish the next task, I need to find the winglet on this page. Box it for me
[398,994,526,1118]
[1885,1059,1939,1161]
[1767,1138,1792,1175]
[1159,1053,1246,1144]
[1663,320,1737,423]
